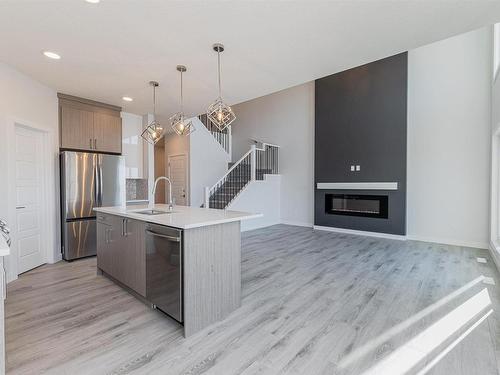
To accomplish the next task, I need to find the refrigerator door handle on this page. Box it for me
[99,163,103,206]
[94,162,99,205]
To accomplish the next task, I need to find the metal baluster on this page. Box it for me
[269,147,274,174]
[273,147,276,173]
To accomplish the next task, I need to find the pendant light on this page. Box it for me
[207,43,236,131]
[141,81,164,145]
[170,65,195,136]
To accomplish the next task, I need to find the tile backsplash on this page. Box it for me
[126,178,149,201]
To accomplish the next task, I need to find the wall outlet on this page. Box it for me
[350,165,355,171]
[356,165,361,171]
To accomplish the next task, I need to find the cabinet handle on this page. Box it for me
[90,138,93,149]
[145,229,181,242]
[124,219,128,237]
[94,138,97,150]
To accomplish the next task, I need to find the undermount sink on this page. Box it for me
[133,209,175,216]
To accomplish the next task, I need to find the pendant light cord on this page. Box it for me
[217,49,222,98]
[152,84,156,118]
[180,70,184,113]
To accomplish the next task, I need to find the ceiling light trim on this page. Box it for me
[42,51,61,60]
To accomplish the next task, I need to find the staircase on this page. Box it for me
[204,142,280,209]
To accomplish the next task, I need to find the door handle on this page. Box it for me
[94,164,98,204]
[145,230,180,242]
[99,164,103,206]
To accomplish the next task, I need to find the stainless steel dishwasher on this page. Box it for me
[145,223,183,322]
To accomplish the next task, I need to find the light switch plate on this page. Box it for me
[477,257,487,264]
[356,165,360,171]
[350,165,355,171]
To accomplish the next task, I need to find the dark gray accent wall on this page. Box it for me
[314,53,407,235]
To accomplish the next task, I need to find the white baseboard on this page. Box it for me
[488,241,500,272]
[7,273,18,284]
[51,253,63,263]
[407,235,488,250]
[280,220,313,228]
[312,225,407,241]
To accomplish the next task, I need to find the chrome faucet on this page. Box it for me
[152,176,174,211]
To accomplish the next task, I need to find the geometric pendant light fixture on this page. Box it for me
[207,43,236,131]
[170,65,195,136]
[141,81,164,145]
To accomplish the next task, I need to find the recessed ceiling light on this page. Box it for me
[122,96,133,102]
[43,51,61,60]
[85,0,100,3]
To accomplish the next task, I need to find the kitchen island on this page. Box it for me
[94,204,261,337]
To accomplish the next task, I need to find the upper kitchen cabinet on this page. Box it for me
[60,105,94,151]
[93,112,122,154]
[121,112,145,178]
[58,94,122,154]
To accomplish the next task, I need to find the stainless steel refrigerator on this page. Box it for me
[60,151,125,261]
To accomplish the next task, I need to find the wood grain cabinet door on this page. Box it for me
[60,106,94,151]
[96,220,113,275]
[97,215,146,297]
[93,112,122,154]
[120,219,146,296]
[97,214,123,279]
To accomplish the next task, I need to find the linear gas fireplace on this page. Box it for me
[325,194,388,219]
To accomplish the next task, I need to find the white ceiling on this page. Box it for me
[1,1,500,124]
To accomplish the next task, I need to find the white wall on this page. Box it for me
[231,83,315,227]
[228,175,281,231]
[407,27,491,249]
[0,62,59,281]
[189,117,231,207]
[229,29,491,247]
[490,25,500,268]
[163,130,190,204]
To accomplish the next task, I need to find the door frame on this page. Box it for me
[168,153,189,206]
[5,116,56,282]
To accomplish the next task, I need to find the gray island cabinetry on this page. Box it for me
[94,204,260,337]
[96,214,146,296]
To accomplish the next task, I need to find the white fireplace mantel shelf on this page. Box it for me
[316,182,398,190]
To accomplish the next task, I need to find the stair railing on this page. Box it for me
[198,114,231,154]
[204,142,280,209]
[255,142,280,180]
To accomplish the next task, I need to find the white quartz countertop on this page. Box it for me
[94,204,262,230]
[0,236,10,257]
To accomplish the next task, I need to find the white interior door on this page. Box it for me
[168,154,188,206]
[15,126,45,273]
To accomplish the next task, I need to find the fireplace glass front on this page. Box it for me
[325,194,388,219]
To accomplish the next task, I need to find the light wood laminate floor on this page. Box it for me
[6,225,500,375]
